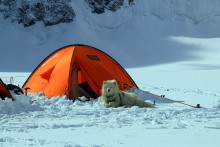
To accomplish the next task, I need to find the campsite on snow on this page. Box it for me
[1,0,220,147]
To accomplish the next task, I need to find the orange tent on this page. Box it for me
[22,44,138,99]
[0,78,13,100]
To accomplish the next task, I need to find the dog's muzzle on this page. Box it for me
[106,95,116,103]
[107,98,116,103]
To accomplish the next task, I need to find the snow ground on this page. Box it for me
[1,0,220,146]
[1,54,220,147]
[0,91,220,147]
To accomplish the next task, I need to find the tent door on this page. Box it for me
[70,63,96,99]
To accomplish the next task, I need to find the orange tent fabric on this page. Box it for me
[22,44,138,99]
[0,78,13,100]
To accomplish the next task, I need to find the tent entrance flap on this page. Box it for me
[77,70,86,85]
[77,70,97,98]
[70,63,96,99]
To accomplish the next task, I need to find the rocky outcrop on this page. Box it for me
[0,0,135,27]
[86,0,134,14]
[0,0,75,27]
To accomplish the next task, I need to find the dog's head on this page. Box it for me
[102,79,119,96]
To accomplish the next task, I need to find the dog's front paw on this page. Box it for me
[109,102,119,108]
[123,105,131,108]
[104,103,111,108]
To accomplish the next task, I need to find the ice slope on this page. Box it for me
[1,0,220,71]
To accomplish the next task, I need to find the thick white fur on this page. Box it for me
[101,80,154,108]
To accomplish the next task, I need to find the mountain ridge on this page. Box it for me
[0,0,220,71]
[1,0,220,27]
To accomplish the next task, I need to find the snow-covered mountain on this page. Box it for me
[1,1,220,146]
[0,0,134,27]
[0,0,220,71]
[0,0,75,27]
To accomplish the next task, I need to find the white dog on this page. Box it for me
[101,79,154,108]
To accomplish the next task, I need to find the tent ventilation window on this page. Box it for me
[87,55,100,61]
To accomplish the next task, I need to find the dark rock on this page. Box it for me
[86,0,133,14]
[31,2,46,21]
[16,1,36,27]
[43,0,75,26]
[0,0,75,27]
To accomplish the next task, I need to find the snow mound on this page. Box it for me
[0,95,42,114]
[2,93,220,129]
[1,92,220,146]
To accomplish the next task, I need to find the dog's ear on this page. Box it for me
[113,80,117,85]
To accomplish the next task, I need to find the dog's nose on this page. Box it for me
[107,88,110,92]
